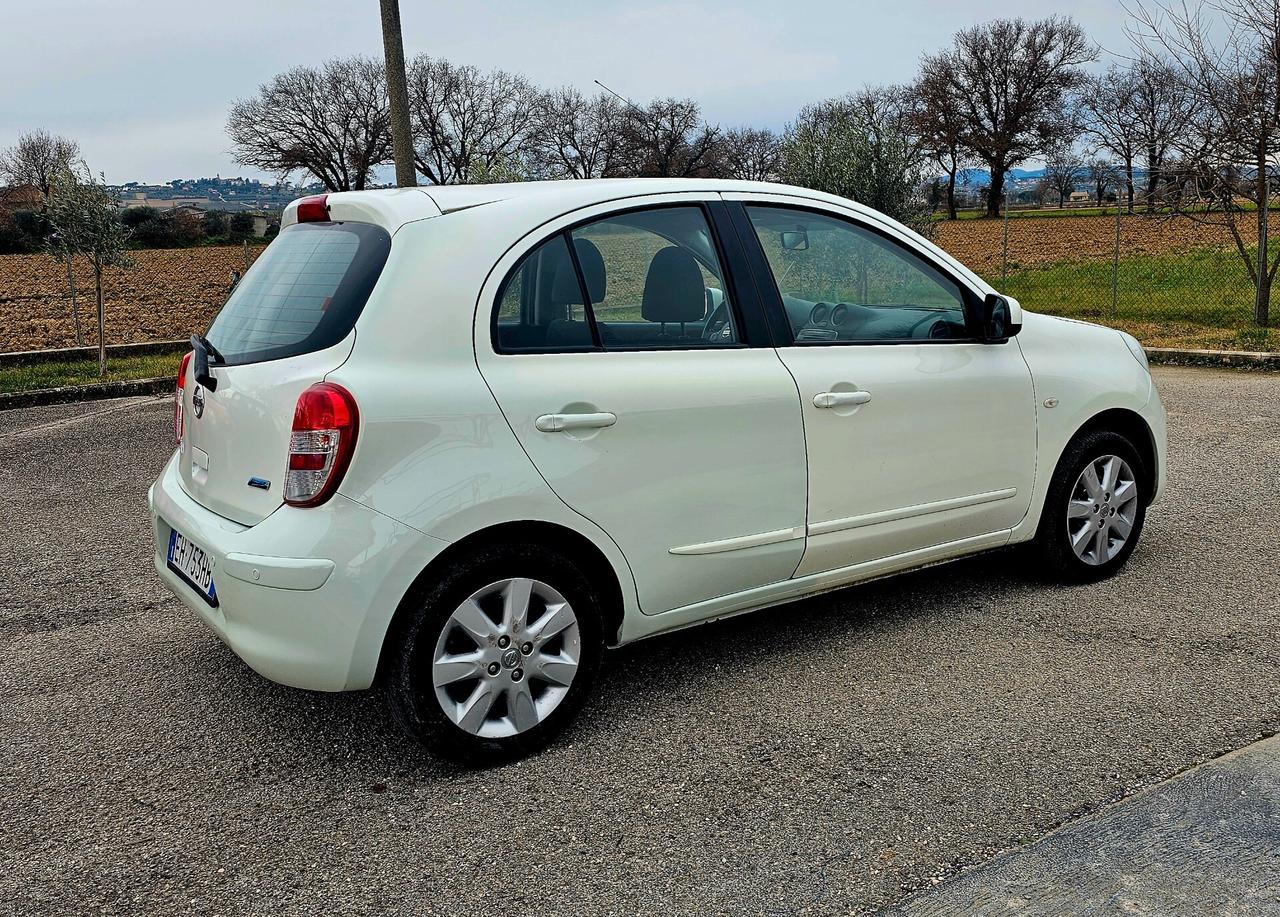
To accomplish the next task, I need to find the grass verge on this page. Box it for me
[0,352,180,395]
[1003,247,1280,351]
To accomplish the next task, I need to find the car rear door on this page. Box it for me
[725,195,1036,577]
[475,196,809,615]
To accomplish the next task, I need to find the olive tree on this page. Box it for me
[45,167,131,376]
[782,86,931,233]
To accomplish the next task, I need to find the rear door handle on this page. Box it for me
[535,412,617,433]
[813,391,872,409]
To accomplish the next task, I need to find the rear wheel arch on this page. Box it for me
[377,520,626,681]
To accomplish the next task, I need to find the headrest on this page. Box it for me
[549,237,607,306]
[573,238,606,303]
[641,246,706,324]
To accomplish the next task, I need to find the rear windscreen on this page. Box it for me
[205,221,391,365]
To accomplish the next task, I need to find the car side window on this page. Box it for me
[744,205,970,343]
[494,234,596,351]
[493,205,739,353]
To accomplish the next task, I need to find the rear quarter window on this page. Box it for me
[205,221,391,365]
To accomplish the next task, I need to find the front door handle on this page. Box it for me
[813,390,872,409]
[535,412,617,433]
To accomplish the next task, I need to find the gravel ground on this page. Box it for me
[1,366,1278,916]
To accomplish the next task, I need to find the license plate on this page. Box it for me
[167,528,218,606]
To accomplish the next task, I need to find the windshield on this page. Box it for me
[205,221,391,365]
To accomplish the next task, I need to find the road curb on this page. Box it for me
[0,377,171,411]
[0,339,187,369]
[1145,347,1280,370]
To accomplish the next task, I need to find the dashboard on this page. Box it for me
[783,296,970,343]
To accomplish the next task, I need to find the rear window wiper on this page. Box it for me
[190,333,225,392]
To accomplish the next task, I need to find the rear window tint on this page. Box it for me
[205,221,391,365]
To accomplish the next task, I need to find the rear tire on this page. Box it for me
[386,543,604,766]
[1032,429,1148,583]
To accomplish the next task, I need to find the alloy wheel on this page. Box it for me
[1067,454,1139,566]
[432,577,581,738]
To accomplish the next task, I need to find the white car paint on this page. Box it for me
[148,178,1167,693]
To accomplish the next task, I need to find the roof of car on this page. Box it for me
[281,179,858,231]
[418,178,816,212]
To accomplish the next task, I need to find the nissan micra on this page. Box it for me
[149,179,1166,764]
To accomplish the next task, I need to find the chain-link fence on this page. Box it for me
[4,207,1278,355]
[936,204,1280,351]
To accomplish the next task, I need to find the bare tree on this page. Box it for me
[227,57,392,191]
[719,126,783,181]
[408,55,539,185]
[1079,66,1141,211]
[1084,156,1120,205]
[913,57,974,219]
[1132,0,1280,325]
[1042,144,1084,206]
[529,89,624,179]
[613,97,723,177]
[0,129,80,201]
[924,16,1095,217]
[1128,56,1196,210]
[2,130,85,342]
[45,166,131,376]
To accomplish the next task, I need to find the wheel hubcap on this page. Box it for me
[1067,454,1139,566]
[432,577,581,738]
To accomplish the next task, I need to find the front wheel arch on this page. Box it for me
[1057,408,1157,506]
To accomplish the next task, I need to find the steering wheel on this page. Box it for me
[702,301,733,342]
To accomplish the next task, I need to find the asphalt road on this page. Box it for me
[1,366,1278,916]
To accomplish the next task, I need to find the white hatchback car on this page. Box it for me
[149,179,1166,763]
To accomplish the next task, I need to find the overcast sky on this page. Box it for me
[1,0,1134,184]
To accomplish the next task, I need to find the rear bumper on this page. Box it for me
[148,452,448,691]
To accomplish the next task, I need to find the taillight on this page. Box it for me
[295,194,330,223]
[175,351,192,445]
[284,382,358,507]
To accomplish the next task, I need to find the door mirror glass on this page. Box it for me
[981,293,1019,342]
[779,229,809,251]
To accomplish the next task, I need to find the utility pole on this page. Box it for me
[379,0,416,188]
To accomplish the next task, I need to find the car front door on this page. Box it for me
[476,197,808,615]
[728,197,1037,578]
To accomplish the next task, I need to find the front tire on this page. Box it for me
[386,543,604,765]
[1033,429,1148,582]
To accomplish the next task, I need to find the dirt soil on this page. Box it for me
[935,212,1273,275]
[0,245,264,353]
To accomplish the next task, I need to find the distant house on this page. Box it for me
[0,184,44,211]
[1069,190,1091,204]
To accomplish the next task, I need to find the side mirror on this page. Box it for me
[780,229,809,251]
[980,293,1022,342]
